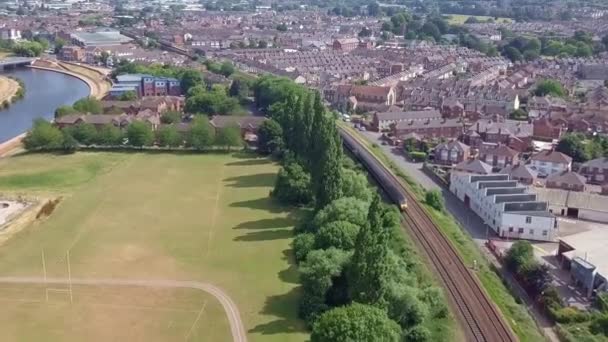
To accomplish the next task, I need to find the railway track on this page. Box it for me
[339,127,517,342]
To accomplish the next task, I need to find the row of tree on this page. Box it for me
[23,117,243,152]
[254,75,447,341]
[556,133,608,163]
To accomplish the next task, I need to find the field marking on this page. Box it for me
[184,300,208,341]
[0,276,247,342]
[206,165,225,258]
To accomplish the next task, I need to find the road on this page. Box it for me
[0,276,247,342]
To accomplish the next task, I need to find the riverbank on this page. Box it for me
[0,76,21,107]
[29,59,110,99]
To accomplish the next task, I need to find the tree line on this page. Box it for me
[23,117,243,152]
[254,75,448,341]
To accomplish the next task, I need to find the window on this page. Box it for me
[542,230,548,236]
[508,227,514,232]
[529,229,534,235]
[518,228,524,234]
[525,216,532,224]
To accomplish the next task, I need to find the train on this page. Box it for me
[339,129,408,211]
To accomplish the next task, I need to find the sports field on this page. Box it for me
[445,14,513,25]
[0,152,307,341]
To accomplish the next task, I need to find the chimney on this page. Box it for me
[476,122,480,131]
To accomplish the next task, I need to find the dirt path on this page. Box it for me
[0,276,247,342]
[0,76,19,103]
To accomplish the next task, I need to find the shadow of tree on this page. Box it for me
[249,286,308,336]
[226,158,273,167]
[230,198,288,213]
[234,217,296,230]
[224,173,276,188]
[278,248,299,285]
[233,229,292,242]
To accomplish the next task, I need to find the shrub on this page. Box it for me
[590,314,608,336]
[424,190,444,211]
[550,306,590,324]
[36,198,62,219]
[293,232,315,263]
[406,325,431,342]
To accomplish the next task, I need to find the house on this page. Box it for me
[452,159,493,175]
[546,171,587,192]
[478,144,519,169]
[112,74,181,98]
[335,85,396,112]
[450,173,557,241]
[209,115,267,140]
[392,117,463,140]
[433,140,470,165]
[533,117,563,140]
[500,164,538,185]
[59,45,85,62]
[332,38,359,52]
[529,150,572,177]
[372,109,441,131]
[465,117,533,152]
[580,158,608,184]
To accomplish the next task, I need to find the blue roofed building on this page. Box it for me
[111,74,182,98]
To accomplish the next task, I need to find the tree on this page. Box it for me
[504,241,534,273]
[258,40,268,48]
[160,111,181,124]
[179,69,203,94]
[315,221,361,251]
[187,116,214,150]
[229,78,249,99]
[54,37,66,54]
[300,248,352,297]
[534,79,566,97]
[73,97,103,114]
[503,46,523,62]
[367,2,381,16]
[215,125,242,150]
[312,197,369,231]
[340,169,371,203]
[157,125,182,147]
[54,105,77,118]
[465,16,480,24]
[556,134,589,163]
[276,23,288,32]
[590,314,608,337]
[271,161,313,205]
[61,130,78,153]
[219,62,235,77]
[406,325,431,342]
[421,22,441,41]
[68,123,98,145]
[520,262,551,296]
[96,125,123,145]
[315,124,343,209]
[348,194,391,306]
[510,109,528,120]
[118,90,137,101]
[186,87,240,115]
[358,27,372,38]
[23,119,64,150]
[310,303,401,342]
[293,232,316,263]
[257,119,284,155]
[126,122,154,147]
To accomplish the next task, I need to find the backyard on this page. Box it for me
[0,152,306,342]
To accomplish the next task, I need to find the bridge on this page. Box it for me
[0,57,36,70]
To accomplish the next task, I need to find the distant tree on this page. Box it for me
[118,90,137,101]
[425,190,444,211]
[503,46,523,62]
[160,110,181,124]
[367,2,381,16]
[276,23,288,32]
[358,27,372,38]
[421,22,441,41]
[23,119,64,150]
[465,16,480,24]
[215,124,242,150]
[179,69,203,94]
[187,116,214,150]
[126,122,154,147]
[219,62,235,77]
[54,37,66,54]
[534,79,566,97]
[96,125,123,145]
[271,161,313,205]
[54,105,77,118]
[509,109,528,121]
[157,125,182,147]
[68,123,97,145]
[73,97,103,114]
[504,241,534,273]
[556,134,589,163]
[257,119,284,155]
[311,303,401,342]
[61,130,78,153]
[258,40,268,48]
[229,78,249,98]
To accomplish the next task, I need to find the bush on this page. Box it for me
[590,314,608,336]
[406,325,431,342]
[271,162,313,205]
[23,119,64,151]
[409,151,427,162]
[550,306,590,324]
[293,233,315,263]
[424,190,444,211]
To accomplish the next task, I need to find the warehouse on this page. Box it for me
[533,188,608,223]
[450,173,557,241]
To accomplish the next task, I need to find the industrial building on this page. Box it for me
[558,229,608,298]
[71,30,132,47]
[450,173,557,241]
[110,74,181,98]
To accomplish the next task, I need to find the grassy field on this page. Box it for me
[445,14,513,25]
[0,152,307,342]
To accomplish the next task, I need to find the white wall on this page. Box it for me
[500,212,556,241]
[579,209,608,224]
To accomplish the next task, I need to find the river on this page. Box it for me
[0,68,91,143]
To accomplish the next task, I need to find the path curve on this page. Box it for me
[0,276,247,342]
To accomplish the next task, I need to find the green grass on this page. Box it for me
[0,152,307,342]
[340,124,545,342]
[444,14,513,25]
[558,322,608,342]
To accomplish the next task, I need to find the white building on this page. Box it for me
[0,28,21,41]
[450,173,557,241]
[529,150,572,177]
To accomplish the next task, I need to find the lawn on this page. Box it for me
[0,152,307,342]
[444,14,513,25]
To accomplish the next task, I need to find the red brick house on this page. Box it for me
[533,117,563,140]
[392,117,463,140]
[332,38,359,52]
[433,140,470,165]
[478,144,519,169]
